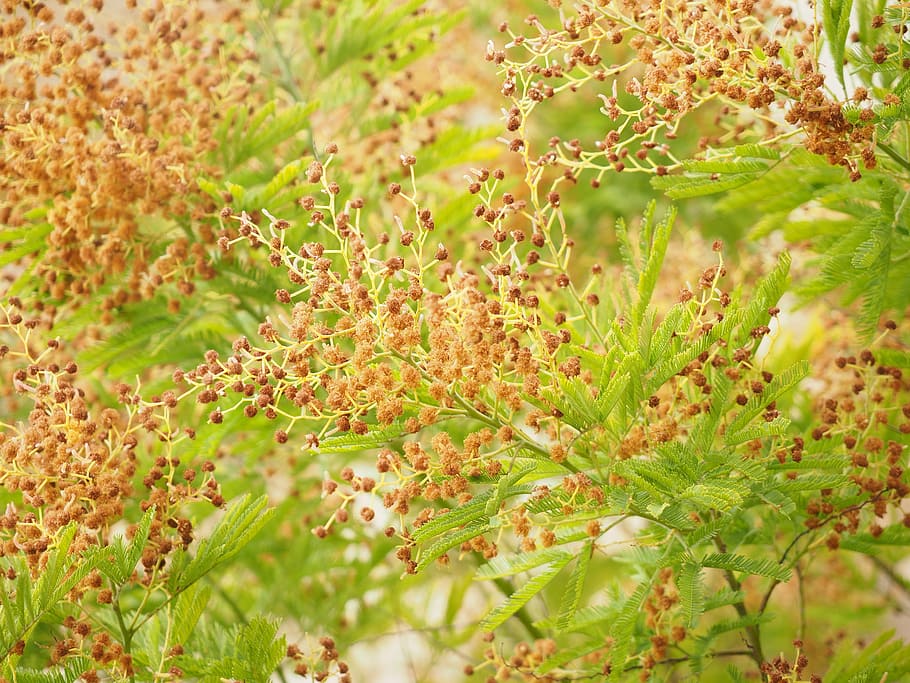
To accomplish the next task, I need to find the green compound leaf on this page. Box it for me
[701,553,791,581]
[479,554,572,631]
[677,560,705,628]
[167,495,275,594]
[556,541,592,631]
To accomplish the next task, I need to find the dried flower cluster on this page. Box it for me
[198,156,763,555]
[800,338,910,548]
[192,153,575,564]
[286,636,352,683]
[0,298,232,675]
[490,0,890,185]
[759,641,821,683]
[0,1,254,307]
[161,138,910,679]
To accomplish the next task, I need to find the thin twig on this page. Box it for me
[879,142,910,174]
[713,535,766,679]
[761,492,888,613]
[503,648,756,680]
[796,563,806,643]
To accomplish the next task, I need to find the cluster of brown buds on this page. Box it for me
[0,0,256,310]
[489,0,882,189]
[798,327,910,549]
[0,298,226,675]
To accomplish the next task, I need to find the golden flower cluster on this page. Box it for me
[0,299,225,672]
[491,0,882,185]
[192,153,572,569]
[174,151,801,580]
[799,332,910,548]
[1,1,254,307]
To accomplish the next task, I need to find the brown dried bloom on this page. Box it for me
[0,1,256,310]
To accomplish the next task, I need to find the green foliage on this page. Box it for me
[677,561,705,628]
[699,554,790,582]
[99,508,157,585]
[555,541,593,631]
[1,525,103,664]
[479,556,572,631]
[173,617,286,682]
[651,149,778,199]
[825,631,910,682]
[167,495,275,594]
[821,0,855,89]
[213,100,319,175]
[9,657,94,683]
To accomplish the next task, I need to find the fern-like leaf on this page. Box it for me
[479,555,571,631]
[724,360,808,441]
[821,0,855,89]
[825,630,910,683]
[412,493,493,544]
[701,553,790,581]
[4,657,93,683]
[677,560,705,628]
[476,548,573,580]
[99,506,156,585]
[0,525,102,661]
[170,582,212,649]
[415,522,491,572]
[608,579,652,682]
[556,541,592,631]
[633,206,675,325]
[167,495,275,594]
